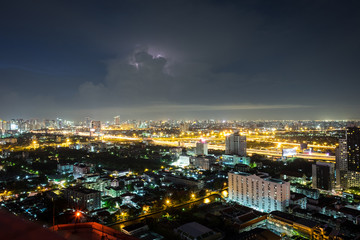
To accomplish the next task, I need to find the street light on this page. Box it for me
[74,211,81,232]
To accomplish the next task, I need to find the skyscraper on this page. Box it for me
[195,140,208,156]
[114,115,120,126]
[85,117,92,128]
[91,121,101,132]
[336,138,348,189]
[347,127,360,172]
[225,132,246,157]
[336,138,348,171]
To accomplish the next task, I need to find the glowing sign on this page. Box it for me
[282,148,297,157]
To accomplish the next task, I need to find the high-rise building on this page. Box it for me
[56,118,63,129]
[347,171,360,188]
[228,172,290,212]
[2,121,9,130]
[91,120,101,132]
[179,122,190,132]
[347,127,360,172]
[336,138,348,189]
[225,132,246,156]
[336,138,348,171]
[85,117,92,128]
[312,162,335,191]
[195,140,208,156]
[114,115,120,126]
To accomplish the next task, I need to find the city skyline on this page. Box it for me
[1,1,360,120]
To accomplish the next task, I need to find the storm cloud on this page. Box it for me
[0,0,359,120]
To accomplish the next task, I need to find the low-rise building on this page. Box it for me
[193,156,216,170]
[165,175,204,189]
[290,192,307,209]
[267,211,319,239]
[291,185,320,200]
[122,223,149,236]
[73,163,93,179]
[83,177,112,195]
[57,163,73,174]
[222,154,250,166]
[64,187,101,211]
[51,222,138,240]
[175,222,222,240]
[239,228,281,240]
[312,225,344,240]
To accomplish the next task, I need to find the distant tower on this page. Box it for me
[91,121,101,132]
[85,117,92,128]
[179,122,190,132]
[336,138,348,171]
[336,138,348,189]
[225,132,246,157]
[114,115,121,126]
[196,140,208,156]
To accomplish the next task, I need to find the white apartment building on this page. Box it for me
[228,172,290,212]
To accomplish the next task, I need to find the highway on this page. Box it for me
[25,131,336,162]
[150,139,335,162]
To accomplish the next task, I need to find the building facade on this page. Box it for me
[336,138,348,189]
[193,156,216,170]
[64,187,101,211]
[312,162,335,191]
[195,140,208,156]
[91,120,101,132]
[347,127,360,172]
[228,172,290,212]
[114,115,120,126]
[222,154,250,166]
[225,132,246,157]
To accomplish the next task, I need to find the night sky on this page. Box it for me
[1,0,359,121]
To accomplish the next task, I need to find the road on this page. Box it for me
[24,132,336,162]
[150,139,335,162]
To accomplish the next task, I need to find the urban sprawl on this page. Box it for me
[0,118,360,240]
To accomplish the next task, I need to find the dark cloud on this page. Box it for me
[0,0,359,120]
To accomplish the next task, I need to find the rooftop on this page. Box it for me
[122,223,147,232]
[51,222,139,240]
[176,222,214,238]
[231,171,251,176]
[267,178,285,184]
[0,210,65,240]
[270,211,319,229]
[65,187,101,194]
